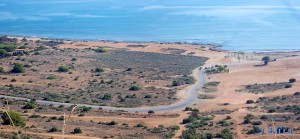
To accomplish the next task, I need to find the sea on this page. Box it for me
[1,0,300,51]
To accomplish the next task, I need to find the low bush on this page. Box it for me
[284,84,293,88]
[73,127,82,134]
[46,75,56,80]
[11,63,25,73]
[247,126,262,134]
[136,123,145,127]
[252,121,262,125]
[71,58,77,61]
[260,115,268,120]
[23,102,37,109]
[268,108,276,113]
[169,125,180,130]
[289,78,296,83]
[294,92,300,96]
[29,114,41,118]
[0,67,4,73]
[106,121,117,125]
[101,93,112,100]
[48,127,59,132]
[95,48,109,53]
[215,128,233,139]
[246,100,255,104]
[57,66,69,72]
[184,107,193,111]
[226,116,232,120]
[95,68,104,72]
[129,86,141,91]
[148,110,155,114]
[1,111,26,127]
[58,116,64,120]
[10,79,17,82]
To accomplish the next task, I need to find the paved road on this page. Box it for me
[0,69,206,113]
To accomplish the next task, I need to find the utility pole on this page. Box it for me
[272,118,277,139]
[62,112,66,139]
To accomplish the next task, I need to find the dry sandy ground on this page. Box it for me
[3,36,300,139]
[195,53,300,139]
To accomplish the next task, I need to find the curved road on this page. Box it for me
[0,69,206,113]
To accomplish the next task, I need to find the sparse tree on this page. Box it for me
[262,56,271,65]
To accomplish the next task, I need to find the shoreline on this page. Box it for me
[5,34,300,53]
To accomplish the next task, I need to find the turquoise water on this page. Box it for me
[1,0,300,51]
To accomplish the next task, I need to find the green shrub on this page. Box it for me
[29,114,41,118]
[33,52,40,55]
[78,113,85,117]
[46,75,56,80]
[0,45,17,52]
[247,126,262,134]
[129,86,141,91]
[71,58,77,61]
[48,127,59,132]
[184,107,193,111]
[23,64,32,68]
[243,114,255,124]
[226,116,232,120]
[260,115,268,120]
[148,110,155,114]
[0,49,8,57]
[1,111,26,127]
[172,81,179,86]
[0,67,4,73]
[107,121,117,125]
[80,106,92,113]
[73,127,82,134]
[95,48,109,53]
[18,46,27,49]
[294,92,300,96]
[11,63,25,73]
[58,116,64,120]
[169,125,180,131]
[10,79,17,82]
[95,68,104,72]
[182,116,197,124]
[215,128,233,139]
[284,84,293,88]
[57,66,69,72]
[136,123,145,127]
[246,100,255,104]
[23,102,37,109]
[144,95,152,98]
[200,132,214,139]
[181,128,197,139]
[268,108,276,113]
[101,93,112,100]
[252,121,262,125]
[289,78,296,83]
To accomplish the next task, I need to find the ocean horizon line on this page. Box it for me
[2,33,300,53]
